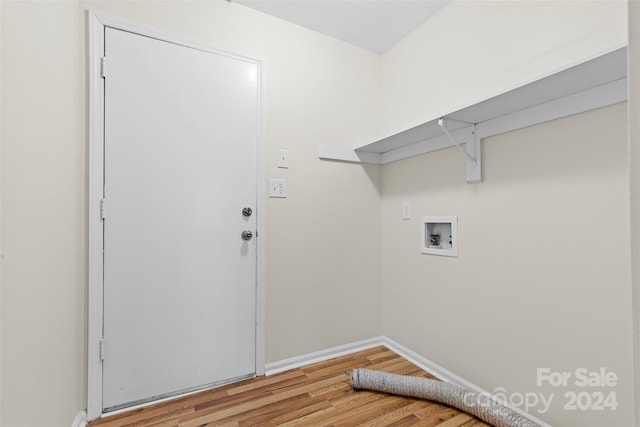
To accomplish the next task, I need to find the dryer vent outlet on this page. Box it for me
[349,369,541,427]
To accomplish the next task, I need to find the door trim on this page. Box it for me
[86,10,266,421]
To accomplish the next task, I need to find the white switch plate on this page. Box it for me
[277,149,289,168]
[269,179,287,198]
[402,202,411,220]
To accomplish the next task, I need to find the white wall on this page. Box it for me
[0,1,3,421]
[381,104,633,426]
[1,2,85,425]
[1,0,635,426]
[380,0,628,137]
[0,1,382,425]
[629,1,640,424]
[378,2,632,425]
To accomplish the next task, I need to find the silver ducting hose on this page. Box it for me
[349,368,541,427]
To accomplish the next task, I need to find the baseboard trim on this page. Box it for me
[382,337,551,427]
[80,337,549,426]
[72,410,87,427]
[264,336,384,376]
[264,336,549,426]
[381,337,481,390]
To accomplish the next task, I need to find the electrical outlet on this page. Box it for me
[269,179,287,198]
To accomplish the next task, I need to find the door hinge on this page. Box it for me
[100,198,106,220]
[99,339,105,362]
[100,57,107,78]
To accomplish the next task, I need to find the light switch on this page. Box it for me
[277,149,289,169]
[269,179,287,198]
[402,202,411,220]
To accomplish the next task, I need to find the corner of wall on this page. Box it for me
[628,1,640,425]
[72,411,87,427]
[0,0,3,423]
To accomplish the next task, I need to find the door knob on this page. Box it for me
[241,230,253,241]
[242,207,253,217]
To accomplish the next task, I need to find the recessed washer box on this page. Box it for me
[421,216,458,257]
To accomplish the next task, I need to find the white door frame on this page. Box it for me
[86,10,266,421]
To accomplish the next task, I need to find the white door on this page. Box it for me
[102,27,258,411]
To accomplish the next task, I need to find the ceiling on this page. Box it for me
[233,0,450,54]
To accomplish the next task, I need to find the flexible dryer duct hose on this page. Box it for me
[349,368,541,427]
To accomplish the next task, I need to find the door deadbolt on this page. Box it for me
[242,207,253,217]
[241,230,253,241]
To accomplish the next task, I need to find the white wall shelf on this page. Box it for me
[319,46,628,183]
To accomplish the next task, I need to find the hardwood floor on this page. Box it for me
[89,346,490,427]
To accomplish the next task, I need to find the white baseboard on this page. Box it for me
[382,337,551,427]
[265,336,384,376]
[80,336,548,427]
[381,337,481,390]
[72,410,87,427]
[265,336,549,427]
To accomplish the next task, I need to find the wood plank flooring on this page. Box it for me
[89,346,490,427]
